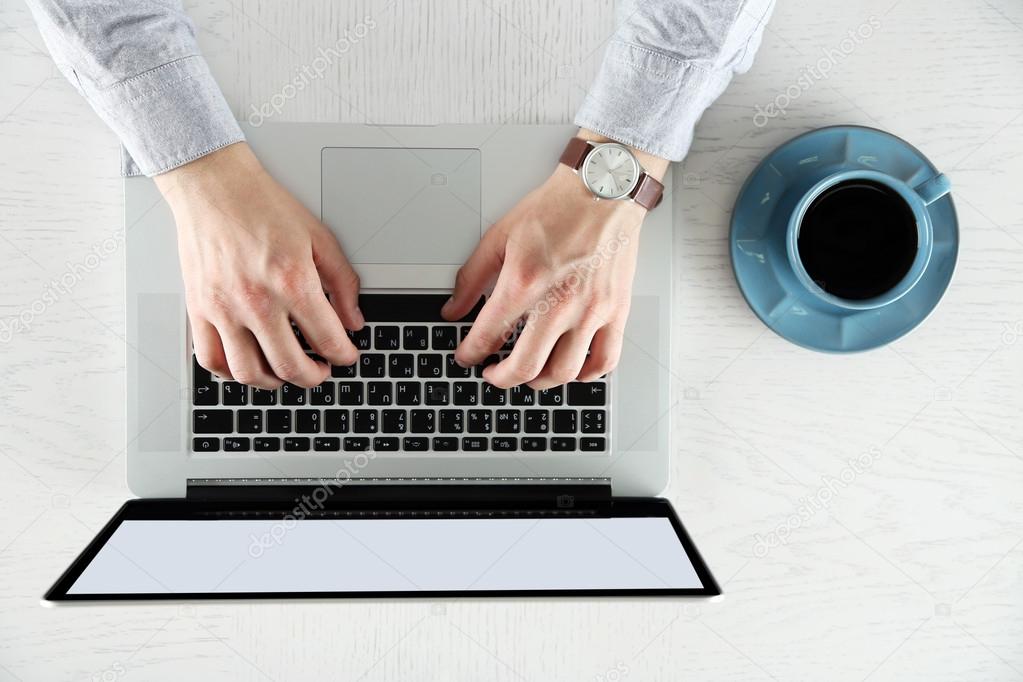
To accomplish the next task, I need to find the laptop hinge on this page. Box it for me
[186,478,612,513]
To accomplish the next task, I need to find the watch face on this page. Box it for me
[581,142,640,200]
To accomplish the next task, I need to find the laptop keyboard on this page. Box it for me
[191,294,609,455]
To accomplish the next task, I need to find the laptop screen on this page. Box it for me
[46,499,719,600]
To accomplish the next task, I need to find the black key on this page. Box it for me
[496,410,520,433]
[553,410,577,434]
[538,386,563,406]
[374,325,400,350]
[432,437,458,451]
[524,409,549,434]
[467,409,492,433]
[224,437,250,452]
[281,383,307,406]
[192,357,218,406]
[491,437,517,451]
[193,437,219,452]
[292,325,310,350]
[311,382,335,406]
[388,354,415,378]
[580,437,606,451]
[403,326,429,350]
[431,326,457,350]
[395,382,421,406]
[459,325,472,341]
[266,409,291,434]
[296,409,321,433]
[410,409,435,433]
[343,437,370,451]
[521,437,547,451]
[382,409,407,433]
[331,363,357,378]
[373,437,400,451]
[353,409,378,433]
[348,327,371,350]
[568,382,606,406]
[445,354,471,378]
[551,437,576,451]
[254,437,281,451]
[367,381,392,406]
[510,385,535,406]
[360,353,386,378]
[425,382,449,405]
[453,382,478,406]
[221,382,247,406]
[581,410,606,433]
[417,354,443,378]
[314,437,340,451]
[237,409,263,434]
[403,436,429,451]
[251,388,277,405]
[357,294,483,322]
[439,409,463,433]
[462,437,487,451]
[482,383,507,406]
[324,409,350,433]
[475,354,501,378]
[193,410,232,434]
[337,382,364,405]
[284,437,310,451]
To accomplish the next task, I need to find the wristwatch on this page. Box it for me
[559,137,664,210]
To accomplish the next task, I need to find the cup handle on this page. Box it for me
[913,173,951,206]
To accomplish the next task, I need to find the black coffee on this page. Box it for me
[796,179,918,301]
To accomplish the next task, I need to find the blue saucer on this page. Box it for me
[730,125,959,353]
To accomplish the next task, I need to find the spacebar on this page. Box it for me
[357,294,485,322]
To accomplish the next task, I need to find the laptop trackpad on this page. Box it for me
[321,147,481,266]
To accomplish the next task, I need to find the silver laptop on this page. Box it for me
[44,124,720,602]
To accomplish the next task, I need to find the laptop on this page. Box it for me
[44,124,720,602]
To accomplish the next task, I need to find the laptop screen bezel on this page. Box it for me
[44,496,721,601]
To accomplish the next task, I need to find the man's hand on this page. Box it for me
[442,132,669,389]
[156,142,363,389]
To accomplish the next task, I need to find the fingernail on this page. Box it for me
[441,296,455,313]
[354,306,365,327]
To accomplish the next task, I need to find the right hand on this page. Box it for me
[155,142,363,389]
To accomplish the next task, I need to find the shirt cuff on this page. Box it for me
[83,55,245,177]
[574,41,732,163]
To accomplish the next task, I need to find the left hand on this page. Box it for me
[442,135,667,389]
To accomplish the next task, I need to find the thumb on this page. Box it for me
[312,228,364,330]
[442,225,506,321]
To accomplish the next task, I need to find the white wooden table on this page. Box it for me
[1,0,1021,679]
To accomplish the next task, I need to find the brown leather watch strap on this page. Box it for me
[630,173,665,210]
[559,136,591,170]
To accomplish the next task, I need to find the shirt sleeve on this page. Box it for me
[574,0,776,162]
[26,0,244,177]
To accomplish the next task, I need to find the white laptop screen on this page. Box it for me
[49,499,719,599]
[65,516,704,596]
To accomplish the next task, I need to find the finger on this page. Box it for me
[454,274,530,367]
[290,290,359,367]
[528,325,598,390]
[219,324,282,389]
[482,313,565,389]
[251,315,330,388]
[578,322,625,381]
[313,228,365,330]
[191,318,232,379]
[442,226,506,321]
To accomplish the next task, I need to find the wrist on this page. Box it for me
[575,128,670,181]
[155,142,262,206]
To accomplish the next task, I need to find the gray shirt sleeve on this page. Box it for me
[575,0,776,162]
[26,0,244,177]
